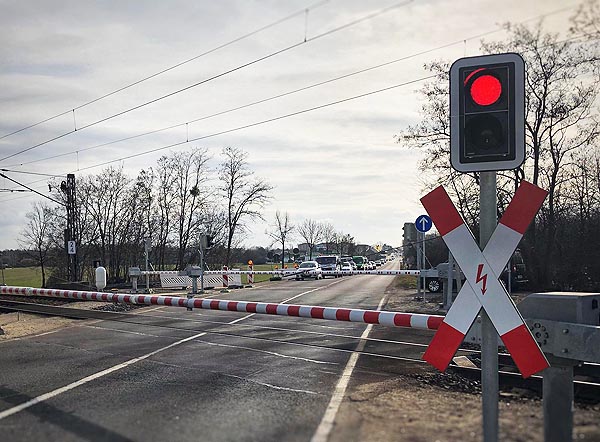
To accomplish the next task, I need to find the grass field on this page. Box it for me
[0,264,291,289]
[232,263,286,284]
[1,266,44,288]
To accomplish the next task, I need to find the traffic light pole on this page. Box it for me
[199,244,205,294]
[480,171,499,442]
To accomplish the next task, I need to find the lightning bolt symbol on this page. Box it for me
[476,264,487,295]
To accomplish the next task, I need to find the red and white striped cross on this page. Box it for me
[420,180,549,378]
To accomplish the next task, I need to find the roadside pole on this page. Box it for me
[416,231,422,298]
[480,171,499,442]
[199,244,205,294]
[422,232,426,299]
[0,253,5,285]
[144,238,151,293]
[445,252,454,310]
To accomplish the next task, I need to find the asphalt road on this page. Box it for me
[0,261,431,442]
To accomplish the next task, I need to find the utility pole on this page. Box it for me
[62,174,77,282]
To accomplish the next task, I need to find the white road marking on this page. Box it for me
[0,279,342,420]
[310,295,388,442]
[0,319,229,421]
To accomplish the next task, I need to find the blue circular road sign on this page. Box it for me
[415,215,432,233]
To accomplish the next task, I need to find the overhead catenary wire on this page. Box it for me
[0,0,414,165]
[0,173,64,206]
[0,30,595,203]
[0,168,63,178]
[0,73,435,204]
[0,0,330,142]
[3,4,581,171]
[0,8,590,200]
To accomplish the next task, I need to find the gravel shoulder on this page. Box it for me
[329,280,600,442]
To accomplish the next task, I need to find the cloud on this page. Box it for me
[0,0,576,250]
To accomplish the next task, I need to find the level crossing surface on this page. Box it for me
[0,262,428,442]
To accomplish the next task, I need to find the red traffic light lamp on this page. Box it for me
[450,53,525,173]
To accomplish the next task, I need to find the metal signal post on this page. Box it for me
[62,174,78,282]
[446,53,529,442]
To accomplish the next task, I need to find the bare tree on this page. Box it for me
[219,146,273,266]
[321,222,337,254]
[397,20,600,288]
[297,219,324,259]
[165,149,211,269]
[266,211,294,268]
[571,0,600,36]
[20,202,56,287]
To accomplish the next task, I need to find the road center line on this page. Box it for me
[0,277,342,420]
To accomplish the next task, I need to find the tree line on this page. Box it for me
[397,2,600,290]
[18,146,272,287]
[16,145,374,288]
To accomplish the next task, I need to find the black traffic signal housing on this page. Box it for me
[206,235,215,249]
[450,53,525,173]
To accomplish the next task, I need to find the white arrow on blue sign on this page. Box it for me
[415,215,432,233]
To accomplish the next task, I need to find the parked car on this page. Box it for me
[422,263,465,293]
[295,261,323,280]
[500,249,528,291]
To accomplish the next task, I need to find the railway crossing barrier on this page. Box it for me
[0,285,443,330]
[127,267,420,292]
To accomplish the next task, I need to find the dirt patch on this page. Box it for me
[328,282,600,442]
[0,299,146,341]
[0,312,76,341]
[329,374,600,442]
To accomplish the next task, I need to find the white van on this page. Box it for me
[314,255,341,278]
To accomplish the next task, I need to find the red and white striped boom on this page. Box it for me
[0,286,442,331]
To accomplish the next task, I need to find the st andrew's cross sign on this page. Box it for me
[420,180,549,378]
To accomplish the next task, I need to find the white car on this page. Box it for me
[340,262,354,275]
[295,261,323,280]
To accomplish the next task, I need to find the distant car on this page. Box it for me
[340,262,353,275]
[352,256,368,270]
[341,257,357,270]
[501,249,528,291]
[295,261,323,280]
[368,261,376,270]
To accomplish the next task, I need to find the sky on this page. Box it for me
[0,0,577,251]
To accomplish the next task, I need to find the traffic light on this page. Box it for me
[206,235,214,249]
[450,53,525,173]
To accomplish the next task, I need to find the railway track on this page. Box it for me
[1,298,599,403]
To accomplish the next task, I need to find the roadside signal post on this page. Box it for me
[415,215,432,298]
[440,53,531,442]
